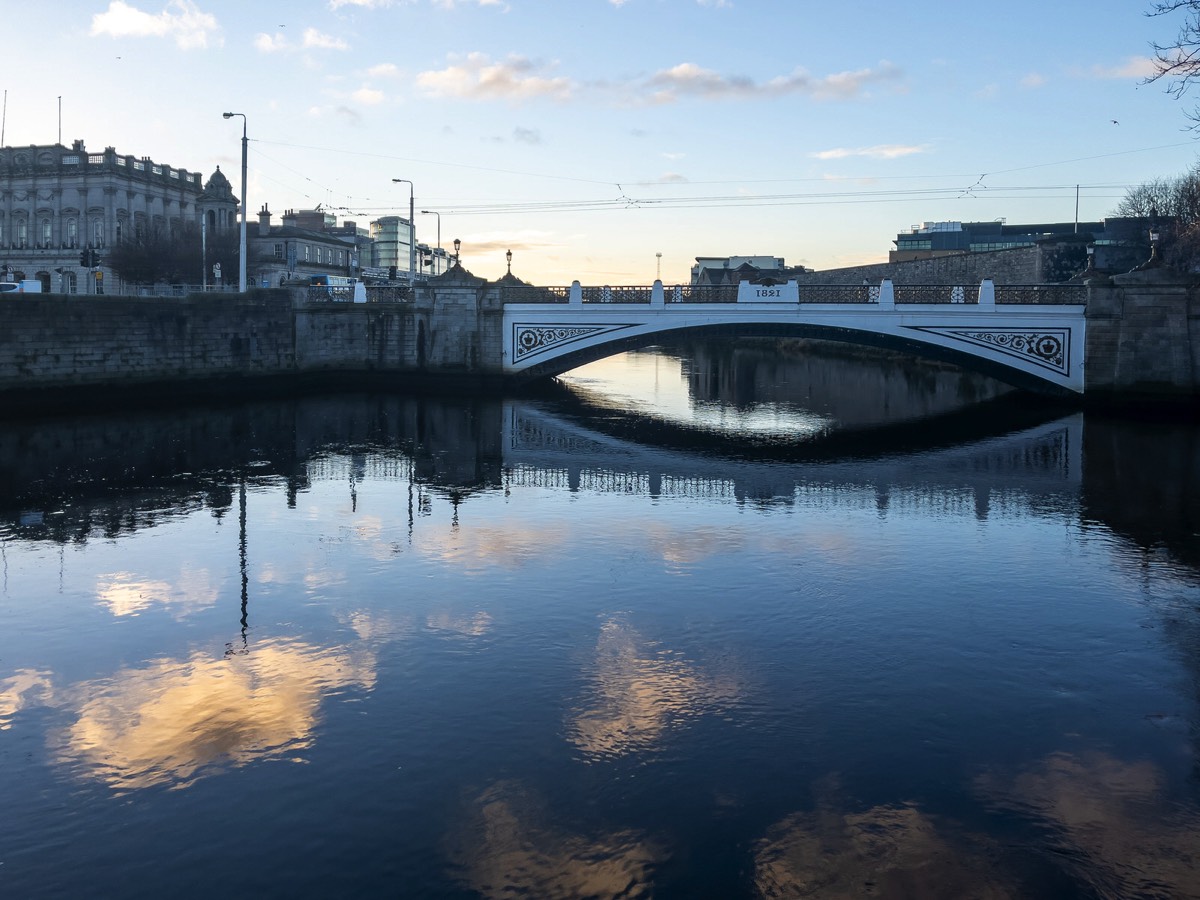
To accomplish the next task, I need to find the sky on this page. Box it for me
[3,0,1199,284]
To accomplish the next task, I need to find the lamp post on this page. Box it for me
[1149,227,1160,265]
[419,210,441,249]
[506,249,512,275]
[392,178,415,283]
[453,238,461,266]
[222,112,248,293]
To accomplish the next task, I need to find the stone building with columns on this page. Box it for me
[0,140,236,293]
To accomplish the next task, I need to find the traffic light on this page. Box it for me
[80,250,90,267]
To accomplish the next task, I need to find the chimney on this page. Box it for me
[258,204,272,237]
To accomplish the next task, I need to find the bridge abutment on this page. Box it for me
[1085,269,1200,403]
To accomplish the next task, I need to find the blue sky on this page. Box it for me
[4,0,1198,283]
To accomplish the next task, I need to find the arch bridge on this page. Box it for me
[501,280,1087,394]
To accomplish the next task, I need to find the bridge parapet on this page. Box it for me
[500,280,1088,307]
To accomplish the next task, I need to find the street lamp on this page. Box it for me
[1149,227,1161,265]
[419,210,441,249]
[453,238,461,266]
[222,112,248,293]
[506,249,512,275]
[392,178,416,283]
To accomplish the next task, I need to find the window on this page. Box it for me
[133,160,145,171]
[41,219,51,246]
[15,220,27,247]
[304,245,311,262]
[66,219,77,248]
[152,165,162,175]
[116,157,126,166]
[338,250,345,266]
[169,170,179,179]
[92,219,105,246]
[62,155,80,165]
[274,243,284,259]
[89,154,104,164]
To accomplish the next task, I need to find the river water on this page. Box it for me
[1,342,1198,898]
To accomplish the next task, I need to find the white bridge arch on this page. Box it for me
[501,279,1087,394]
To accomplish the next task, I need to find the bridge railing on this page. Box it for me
[499,281,1089,306]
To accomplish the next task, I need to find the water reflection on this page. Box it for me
[567,618,741,762]
[56,638,376,791]
[0,349,1198,898]
[754,797,1017,899]
[978,752,1200,898]
[449,780,660,899]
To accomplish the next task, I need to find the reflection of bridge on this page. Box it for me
[502,280,1086,393]
[502,400,1082,519]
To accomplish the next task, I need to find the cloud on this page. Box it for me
[330,0,393,8]
[810,144,929,161]
[254,32,289,53]
[353,86,386,104]
[513,127,542,145]
[90,0,219,50]
[417,53,574,101]
[303,27,349,50]
[432,0,509,8]
[661,151,685,160]
[1021,72,1046,88]
[367,62,402,78]
[255,28,348,53]
[658,172,689,183]
[1087,56,1158,79]
[643,60,901,104]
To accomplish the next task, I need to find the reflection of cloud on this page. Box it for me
[566,618,740,760]
[97,566,219,617]
[755,802,1016,898]
[449,781,659,899]
[417,523,567,572]
[427,611,492,637]
[59,640,375,790]
[0,669,55,729]
[977,751,1200,897]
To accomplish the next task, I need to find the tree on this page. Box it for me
[1112,162,1200,269]
[107,223,260,288]
[1146,1,1200,127]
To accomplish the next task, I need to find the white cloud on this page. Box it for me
[330,0,393,8]
[353,86,386,104]
[367,62,402,78]
[513,127,542,144]
[643,60,901,104]
[1021,72,1046,88]
[1087,56,1158,79]
[254,32,290,53]
[658,172,689,183]
[417,53,573,101]
[810,144,929,160]
[303,27,349,50]
[90,0,219,50]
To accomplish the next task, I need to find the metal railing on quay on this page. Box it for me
[995,284,1087,305]
[893,284,976,304]
[668,285,738,304]
[500,286,571,304]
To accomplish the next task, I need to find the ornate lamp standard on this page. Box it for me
[222,112,248,293]
[453,238,461,266]
[506,249,512,275]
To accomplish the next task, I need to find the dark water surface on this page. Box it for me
[2,346,1199,898]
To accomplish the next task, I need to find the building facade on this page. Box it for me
[0,140,224,293]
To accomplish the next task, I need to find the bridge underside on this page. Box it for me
[503,307,1086,395]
